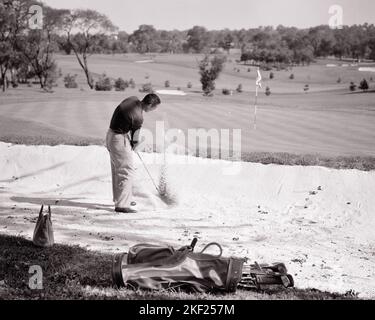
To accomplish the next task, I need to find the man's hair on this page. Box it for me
[142,93,161,106]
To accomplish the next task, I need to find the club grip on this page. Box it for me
[190,238,198,251]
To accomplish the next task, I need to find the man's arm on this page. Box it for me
[130,109,144,150]
[130,128,141,149]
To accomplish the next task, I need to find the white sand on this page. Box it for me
[155,90,187,96]
[0,142,374,298]
[134,60,154,63]
[359,67,375,72]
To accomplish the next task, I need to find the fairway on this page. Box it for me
[1,54,375,157]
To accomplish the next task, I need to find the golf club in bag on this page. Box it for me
[112,238,294,293]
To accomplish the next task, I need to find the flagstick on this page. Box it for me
[254,85,258,130]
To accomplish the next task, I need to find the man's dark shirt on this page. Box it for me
[109,97,144,142]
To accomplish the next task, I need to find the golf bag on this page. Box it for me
[112,239,294,293]
[32,205,54,247]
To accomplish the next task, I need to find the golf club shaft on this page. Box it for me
[136,151,160,194]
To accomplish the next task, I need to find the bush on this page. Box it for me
[164,80,170,88]
[222,88,231,95]
[95,73,113,91]
[265,86,271,96]
[337,77,342,84]
[199,54,226,96]
[270,72,274,79]
[304,84,309,93]
[187,82,193,89]
[114,78,128,91]
[247,68,251,72]
[129,78,136,89]
[289,74,295,80]
[139,83,153,93]
[64,73,78,89]
[359,79,369,91]
[236,84,243,93]
[350,82,357,91]
[370,77,373,82]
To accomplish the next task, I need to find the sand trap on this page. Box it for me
[0,142,374,297]
[134,60,154,63]
[155,90,187,96]
[359,67,375,72]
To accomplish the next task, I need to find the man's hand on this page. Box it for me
[130,140,138,150]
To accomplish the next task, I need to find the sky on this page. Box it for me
[42,0,375,32]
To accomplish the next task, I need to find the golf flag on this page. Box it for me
[256,68,262,88]
[253,68,262,130]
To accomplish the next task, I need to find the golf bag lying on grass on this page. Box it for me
[112,239,294,293]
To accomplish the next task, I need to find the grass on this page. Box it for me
[1,54,374,169]
[1,131,375,171]
[0,116,104,147]
[0,234,359,300]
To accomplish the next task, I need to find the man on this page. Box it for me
[106,94,161,213]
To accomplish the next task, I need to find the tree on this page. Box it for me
[359,79,369,91]
[15,6,67,90]
[0,0,31,91]
[186,26,210,53]
[218,32,234,53]
[129,25,158,54]
[199,55,226,96]
[0,42,12,91]
[62,9,117,89]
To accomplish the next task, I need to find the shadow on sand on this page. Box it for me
[10,196,114,212]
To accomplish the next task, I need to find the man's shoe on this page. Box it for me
[115,207,137,213]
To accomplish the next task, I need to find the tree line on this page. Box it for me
[1,0,375,92]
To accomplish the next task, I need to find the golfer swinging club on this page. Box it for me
[106,94,161,213]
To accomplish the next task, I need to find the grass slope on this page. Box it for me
[0,116,103,147]
[0,235,359,300]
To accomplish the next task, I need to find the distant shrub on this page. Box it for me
[129,78,136,89]
[370,77,373,82]
[177,87,181,91]
[359,79,369,91]
[265,86,271,96]
[261,65,272,71]
[64,74,78,89]
[350,82,357,91]
[304,84,309,93]
[95,73,113,91]
[145,74,150,79]
[187,82,193,89]
[222,88,231,95]
[164,80,170,88]
[236,84,243,93]
[290,74,295,80]
[199,54,226,96]
[139,82,153,93]
[270,72,274,79]
[337,77,342,84]
[247,68,251,72]
[114,77,128,91]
